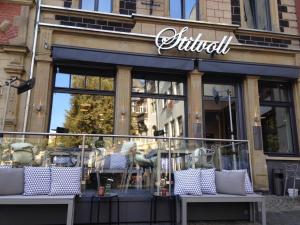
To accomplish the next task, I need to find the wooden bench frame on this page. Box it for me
[0,195,75,225]
[180,194,266,225]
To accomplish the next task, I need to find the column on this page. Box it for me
[114,66,132,135]
[244,76,269,191]
[187,70,203,138]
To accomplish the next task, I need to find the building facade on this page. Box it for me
[1,0,300,194]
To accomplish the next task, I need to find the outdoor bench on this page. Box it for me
[180,193,266,225]
[0,195,75,225]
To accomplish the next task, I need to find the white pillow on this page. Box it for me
[110,153,127,169]
[24,167,51,196]
[201,168,217,194]
[174,169,202,196]
[49,167,81,196]
[222,169,254,193]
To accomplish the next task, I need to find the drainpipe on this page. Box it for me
[22,0,41,133]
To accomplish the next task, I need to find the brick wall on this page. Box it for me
[0,3,21,44]
[278,0,298,34]
[206,0,232,24]
[120,0,136,15]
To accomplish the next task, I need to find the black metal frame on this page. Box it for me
[80,0,113,12]
[131,72,188,137]
[48,65,116,133]
[259,80,299,156]
[202,77,246,140]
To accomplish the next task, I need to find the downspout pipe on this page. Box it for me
[22,0,41,133]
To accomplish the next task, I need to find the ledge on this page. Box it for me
[1,0,34,6]
[266,156,300,161]
[236,28,300,40]
[0,45,28,54]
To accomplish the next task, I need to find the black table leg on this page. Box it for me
[117,197,120,225]
[169,197,173,225]
[90,196,94,224]
[150,197,153,225]
[109,197,112,225]
[97,197,100,224]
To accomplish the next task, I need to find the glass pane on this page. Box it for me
[204,84,235,97]
[244,0,255,29]
[86,76,100,90]
[81,0,95,10]
[260,106,294,153]
[185,0,197,20]
[100,77,114,91]
[159,81,172,95]
[259,82,289,102]
[50,93,114,134]
[146,80,158,94]
[130,97,185,137]
[71,75,85,89]
[132,79,145,93]
[98,0,112,12]
[55,73,70,88]
[203,100,237,139]
[173,82,184,95]
[170,0,182,19]
[256,0,270,30]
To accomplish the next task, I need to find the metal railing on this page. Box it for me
[0,132,252,195]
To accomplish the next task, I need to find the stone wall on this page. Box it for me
[136,0,166,17]
[278,0,298,34]
[206,0,232,24]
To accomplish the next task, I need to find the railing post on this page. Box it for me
[168,137,172,195]
[81,135,86,179]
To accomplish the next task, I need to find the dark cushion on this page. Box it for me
[215,171,246,196]
[0,168,24,195]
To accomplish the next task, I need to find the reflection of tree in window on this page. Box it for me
[170,0,199,20]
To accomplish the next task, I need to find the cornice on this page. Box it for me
[1,45,29,54]
[1,0,35,6]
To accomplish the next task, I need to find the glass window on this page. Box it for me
[81,0,112,13]
[50,67,115,135]
[131,75,186,137]
[259,81,296,154]
[244,0,271,30]
[204,84,235,97]
[170,0,199,20]
[55,73,70,88]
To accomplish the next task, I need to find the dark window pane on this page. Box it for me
[204,84,235,97]
[170,0,182,19]
[55,73,70,88]
[81,0,95,10]
[100,77,114,91]
[71,75,85,89]
[260,106,293,153]
[98,0,112,12]
[185,0,197,20]
[259,83,289,102]
[86,76,100,90]
[132,79,145,93]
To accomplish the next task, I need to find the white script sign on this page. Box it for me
[155,27,233,55]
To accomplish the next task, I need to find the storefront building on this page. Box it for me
[2,0,300,200]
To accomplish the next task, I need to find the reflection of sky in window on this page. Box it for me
[55,73,70,88]
[81,0,95,10]
[50,93,71,132]
[185,0,196,19]
[98,0,112,12]
[170,0,182,19]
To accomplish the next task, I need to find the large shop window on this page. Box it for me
[244,0,271,30]
[131,74,186,138]
[170,0,199,20]
[259,81,297,154]
[81,0,112,12]
[49,67,115,139]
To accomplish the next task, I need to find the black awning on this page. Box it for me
[198,59,300,79]
[52,45,195,71]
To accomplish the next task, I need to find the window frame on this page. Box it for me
[80,0,113,13]
[243,0,272,31]
[48,65,116,133]
[259,81,298,156]
[169,0,200,21]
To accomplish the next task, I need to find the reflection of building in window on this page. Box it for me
[131,75,186,137]
[177,116,183,136]
[164,123,169,137]
[170,0,199,20]
[259,81,296,154]
[243,0,271,30]
[81,0,112,12]
[171,120,175,137]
